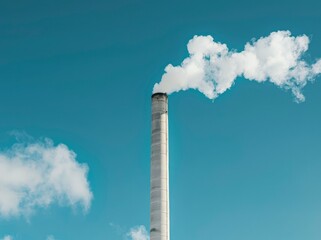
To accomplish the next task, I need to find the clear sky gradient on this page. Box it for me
[1,0,321,239]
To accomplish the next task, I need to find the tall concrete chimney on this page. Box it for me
[150,93,170,240]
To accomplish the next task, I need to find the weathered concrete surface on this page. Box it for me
[150,93,169,240]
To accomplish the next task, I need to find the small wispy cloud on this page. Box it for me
[126,225,149,240]
[109,222,125,236]
[0,137,93,219]
[0,234,58,240]
[110,223,150,240]
[46,235,55,240]
[1,235,13,240]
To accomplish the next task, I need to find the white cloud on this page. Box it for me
[1,236,13,240]
[154,30,321,102]
[127,225,149,240]
[0,138,93,219]
[1,234,57,240]
[312,59,321,74]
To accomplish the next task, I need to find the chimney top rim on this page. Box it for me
[152,92,168,98]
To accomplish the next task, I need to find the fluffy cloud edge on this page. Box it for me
[0,137,93,219]
[127,225,149,240]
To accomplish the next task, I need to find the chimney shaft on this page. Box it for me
[150,93,170,240]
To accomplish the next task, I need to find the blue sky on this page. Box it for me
[1,0,321,239]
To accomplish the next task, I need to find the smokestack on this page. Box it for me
[150,93,170,240]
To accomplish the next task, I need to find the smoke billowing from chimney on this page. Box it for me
[153,31,321,102]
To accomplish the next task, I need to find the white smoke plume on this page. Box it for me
[154,30,321,102]
[0,137,93,219]
[127,225,149,240]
